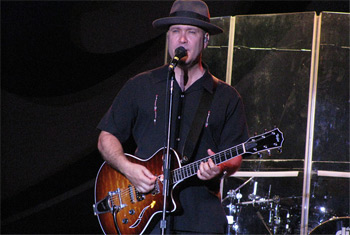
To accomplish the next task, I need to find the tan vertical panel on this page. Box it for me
[225,16,235,85]
[300,12,321,234]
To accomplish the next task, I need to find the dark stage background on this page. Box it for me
[1,1,349,234]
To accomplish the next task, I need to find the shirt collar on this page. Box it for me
[201,63,216,94]
[150,63,217,94]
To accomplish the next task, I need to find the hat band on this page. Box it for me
[169,11,210,23]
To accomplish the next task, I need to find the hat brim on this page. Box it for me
[153,16,223,35]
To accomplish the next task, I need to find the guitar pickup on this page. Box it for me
[93,189,126,215]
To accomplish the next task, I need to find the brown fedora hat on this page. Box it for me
[152,0,223,35]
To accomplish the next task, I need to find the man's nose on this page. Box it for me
[179,32,187,43]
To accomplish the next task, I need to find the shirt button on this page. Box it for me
[181,94,184,98]
[176,138,180,142]
[178,115,181,119]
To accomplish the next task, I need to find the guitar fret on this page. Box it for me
[197,161,202,171]
[186,166,191,177]
[189,165,193,176]
[230,149,234,158]
[176,169,181,183]
[226,151,230,160]
[220,152,225,162]
[222,151,227,162]
[189,163,196,176]
[182,167,187,179]
[175,172,179,184]
[238,144,244,155]
[190,164,195,175]
[183,167,187,178]
[212,155,217,164]
[225,150,229,161]
[229,148,235,159]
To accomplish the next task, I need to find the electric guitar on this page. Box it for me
[93,128,284,234]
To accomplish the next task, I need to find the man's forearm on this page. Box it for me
[97,131,131,175]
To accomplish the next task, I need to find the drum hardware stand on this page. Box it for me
[256,210,273,235]
[247,180,274,234]
[222,177,254,235]
[268,195,282,234]
[224,190,241,235]
[248,180,261,203]
[249,183,290,235]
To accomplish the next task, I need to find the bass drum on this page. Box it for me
[309,217,350,234]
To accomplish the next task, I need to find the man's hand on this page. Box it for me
[197,149,243,180]
[122,162,157,193]
[197,149,221,180]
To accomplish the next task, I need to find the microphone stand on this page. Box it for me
[160,66,176,235]
[160,47,186,234]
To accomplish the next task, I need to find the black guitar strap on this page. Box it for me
[180,76,218,164]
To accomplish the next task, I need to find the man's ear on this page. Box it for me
[203,33,209,48]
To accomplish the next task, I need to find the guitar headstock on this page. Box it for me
[244,128,284,155]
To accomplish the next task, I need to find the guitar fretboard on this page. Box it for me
[169,128,282,185]
[170,143,247,185]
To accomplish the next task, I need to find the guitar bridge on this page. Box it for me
[93,189,126,215]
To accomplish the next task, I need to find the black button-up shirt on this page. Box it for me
[98,64,248,233]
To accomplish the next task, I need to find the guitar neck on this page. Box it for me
[169,128,283,185]
[171,143,249,185]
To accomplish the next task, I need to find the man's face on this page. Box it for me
[167,25,208,68]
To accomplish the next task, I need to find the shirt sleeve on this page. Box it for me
[97,78,138,143]
[218,86,249,151]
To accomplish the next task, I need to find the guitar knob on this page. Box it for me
[129,209,135,215]
[122,218,129,224]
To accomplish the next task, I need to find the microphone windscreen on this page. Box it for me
[174,46,187,59]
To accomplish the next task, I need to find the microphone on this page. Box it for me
[169,46,187,70]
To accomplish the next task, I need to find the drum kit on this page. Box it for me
[222,177,350,234]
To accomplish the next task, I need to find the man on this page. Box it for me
[97,0,249,233]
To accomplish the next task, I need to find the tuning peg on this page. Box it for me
[277,148,282,154]
[258,152,263,158]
